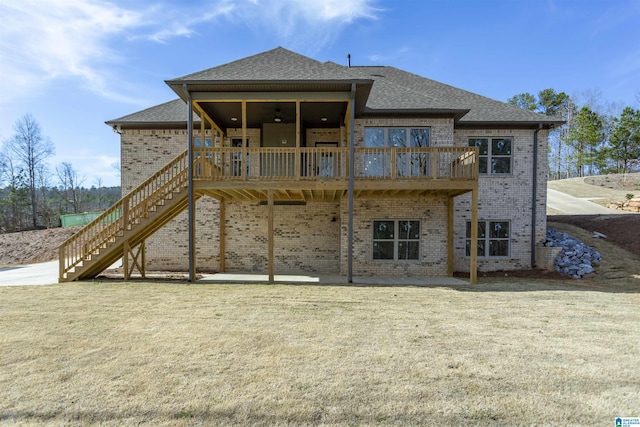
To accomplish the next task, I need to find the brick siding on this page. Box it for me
[119,120,547,276]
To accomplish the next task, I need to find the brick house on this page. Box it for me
[59,47,561,283]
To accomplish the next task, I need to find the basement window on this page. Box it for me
[373,220,420,260]
[465,220,510,257]
[469,138,512,175]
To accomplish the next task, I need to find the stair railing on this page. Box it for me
[59,150,190,281]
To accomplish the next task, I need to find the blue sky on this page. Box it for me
[1,0,639,187]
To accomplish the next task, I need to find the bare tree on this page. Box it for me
[94,177,104,210]
[5,114,55,228]
[57,161,84,213]
[0,148,30,231]
[36,163,54,228]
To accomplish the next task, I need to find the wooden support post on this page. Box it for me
[58,245,65,282]
[431,149,438,178]
[241,101,247,181]
[219,200,226,272]
[122,196,129,231]
[470,188,478,284]
[391,149,397,180]
[200,115,206,178]
[268,190,274,283]
[140,241,146,279]
[295,101,301,180]
[447,196,454,277]
[123,240,130,281]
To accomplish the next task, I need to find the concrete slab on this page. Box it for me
[547,189,631,215]
[199,273,469,286]
[0,261,59,286]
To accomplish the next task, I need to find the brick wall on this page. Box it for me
[119,118,547,276]
[340,197,449,277]
[452,128,549,272]
[224,201,340,273]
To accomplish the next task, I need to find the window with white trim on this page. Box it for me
[364,128,430,177]
[466,220,510,257]
[373,220,420,260]
[468,138,512,174]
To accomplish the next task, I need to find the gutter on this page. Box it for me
[348,83,356,283]
[531,123,543,268]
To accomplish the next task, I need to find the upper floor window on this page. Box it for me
[364,128,430,177]
[469,138,512,175]
[365,128,430,148]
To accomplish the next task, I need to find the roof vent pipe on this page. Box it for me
[347,53,351,68]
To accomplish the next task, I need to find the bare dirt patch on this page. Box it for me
[550,214,640,257]
[0,227,81,266]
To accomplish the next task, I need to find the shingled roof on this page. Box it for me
[167,47,354,82]
[110,47,561,127]
[347,65,557,124]
[106,99,199,127]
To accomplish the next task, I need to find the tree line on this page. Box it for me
[508,89,640,179]
[1,114,121,233]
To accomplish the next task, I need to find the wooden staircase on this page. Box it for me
[58,150,200,282]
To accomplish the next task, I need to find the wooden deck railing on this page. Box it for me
[59,146,477,281]
[59,150,190,280]
[193,146,477,181]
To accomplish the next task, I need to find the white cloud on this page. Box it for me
[220,0,380,53]
[0,0,379,108]
[368,47,410,63]
[0,0,144,104]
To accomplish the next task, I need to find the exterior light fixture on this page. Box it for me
[231,117,237,122]
[320,117,328,122]
[273,109,283,123]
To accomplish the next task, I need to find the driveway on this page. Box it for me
[0,261,59,286]
[547,189,631,215]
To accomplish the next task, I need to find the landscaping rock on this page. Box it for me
[545,228,602,279]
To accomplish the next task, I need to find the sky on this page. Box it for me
[1,0,639,188]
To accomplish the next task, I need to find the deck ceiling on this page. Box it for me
[197,101,348,131]
[196,187,474,203]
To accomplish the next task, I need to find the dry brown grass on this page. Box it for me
[1,280,639,426]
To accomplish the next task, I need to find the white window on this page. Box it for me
[469,138,512,175]
[466,220,510,257]
[363,128,430,177]
[373,220,420,260]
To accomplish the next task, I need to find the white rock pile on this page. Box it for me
[545,228,603,279]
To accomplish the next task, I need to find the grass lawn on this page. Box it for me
[1,280,639,426]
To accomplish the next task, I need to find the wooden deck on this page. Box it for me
[59,146,479,283]
[194,146,478,201]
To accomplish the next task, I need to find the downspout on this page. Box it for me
[348,83,356,283]
[531,123,543,268]
[185,84,196,282]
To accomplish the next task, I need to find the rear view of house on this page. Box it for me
[59,47,561,283]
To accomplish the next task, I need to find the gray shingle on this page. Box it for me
[347,66,558,123]
[106,99,198,125]
[111,48,562,126]
[167,47,354,82]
